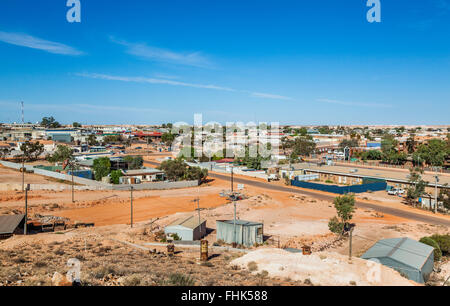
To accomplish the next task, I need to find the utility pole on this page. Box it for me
[434,167,439,214]
[349,227,354,262]
[22,156,25,193]
[193,197,204,235]
[231,165,234,193]
[24,184,30,235]
[233,200,237,245]
[71,163,75,203]
[130,186,134,228]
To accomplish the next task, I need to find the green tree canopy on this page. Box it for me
[20,141,44,162]
[328,194,356,235]
[41,117,61,128]
[413,139,449,167]
[47,145,74,163]
[93,157,111,181]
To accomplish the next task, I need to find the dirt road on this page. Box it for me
[145,161,450,227]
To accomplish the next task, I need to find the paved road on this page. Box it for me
[145,161,450,227]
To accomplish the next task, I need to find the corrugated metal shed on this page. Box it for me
[0,214,25,235]
[361,238,434,284]
[216,220,264,247]
[164,216,206,241]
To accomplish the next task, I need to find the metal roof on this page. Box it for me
[217,220,263,226]
[361,238,434,270]
[123,168,164,176]
[166,216,206,230]
[0,214,25,235]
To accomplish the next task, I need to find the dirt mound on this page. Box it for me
[231,248,415,286]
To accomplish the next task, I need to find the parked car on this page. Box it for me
[388,188,405,196]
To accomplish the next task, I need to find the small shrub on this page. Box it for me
[430,234,450,254]
[419,237,442,261]
[168,273,195,286]
[247,261,258,272]
[123,275,142,286]
[34,261,47,268]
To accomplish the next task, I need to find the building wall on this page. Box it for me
[216,222,264,247]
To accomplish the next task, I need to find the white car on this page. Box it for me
[388,188,405,196]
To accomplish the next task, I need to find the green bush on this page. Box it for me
[328,216,344,234]
[430,234,450,254]
[419,237,442,261]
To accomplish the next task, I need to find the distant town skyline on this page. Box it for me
[0,0,449,125]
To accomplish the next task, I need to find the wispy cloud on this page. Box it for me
[0,31,83,55]
[0,100,173,115]
[250,92,294,101]
[317,98,392,108]
[110,37,211,68]
[76,72,293,101]
[76,73,235,92]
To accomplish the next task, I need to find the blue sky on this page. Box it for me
[0,0,449,125]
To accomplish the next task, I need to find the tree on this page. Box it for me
[93,157,111,181]
[123,155,143,170]
[406,134,416,154]
[47,145,74,163]
[20,141,44,162]
[103,135,124,144]
[87,135,98,146]
[162,132,176,146]
[438,185,450,211]
[158,159,207,182]
[414,139,449,167]
[40,117,61,128]
[159,159,188,181]
[361,150,383,161]
[0,147,10,159]
[339,138,359,149]
[406,167,427,206]
[328,194,356,235]
[73,122,82,128]
[185,166,208,183]
[291,136,316,157]
[110,170,123,185]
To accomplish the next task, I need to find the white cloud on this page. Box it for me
[76,72,294,101]
[250,92,294,101]
[110,37,211,68]
[0,31,83,55]
[76,73,236,92]
[317,98,392,108]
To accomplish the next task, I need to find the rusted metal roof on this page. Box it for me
[0,214,25,235]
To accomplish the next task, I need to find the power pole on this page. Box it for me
[349,227,354,262]
[130,186,134,228]
[71,163,75,203]
[233,201,237,245]
[24,184,30,235]
[434,167,439,214]
[22,156,25,193]
[231,166,234,193]
[193,197,205,236]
